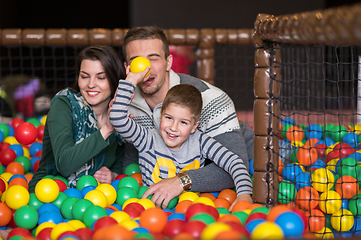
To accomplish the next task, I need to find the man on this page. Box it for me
[121,26,254,207]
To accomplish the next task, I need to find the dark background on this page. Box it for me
[1,0,359,29]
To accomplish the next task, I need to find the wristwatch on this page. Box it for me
[177,172,192,190]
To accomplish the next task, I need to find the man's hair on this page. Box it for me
[122,26,170,63]
[74,45,125,98]
[161,84,202,122]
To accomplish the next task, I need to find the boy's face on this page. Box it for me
[160,103,199,150]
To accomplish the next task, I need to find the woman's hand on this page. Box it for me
[93,166,117,184]
[229,193,253,212]
[141,177,183,209]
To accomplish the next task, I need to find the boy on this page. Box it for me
[109,67,253,208]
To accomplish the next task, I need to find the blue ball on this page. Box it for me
[111,203,122,211]
[343,132,359,149]
[7,125,14,137]
[245,219,266,233]
[167,212,185,221]
[38,210,63,225]
[8,144,24,157]
[351,217,361,236]
[249,158,254,176]
[29,142,43,156]
[132,227,149,234]
[81,185,97,197]
[38,203,61,215]
[105,208,115,216]
[295,172,311,190]
[30,157,41,172]
[341,199,349,210]
[348,152,361,162]
[282,118,295,125]
[110,179,120,191]
[8,174,28,183]
[64,188,83,199]
[209,192,220,198]
[324,137,335,146]
[282,163,304,182]
[0,131,4,143]
[274,211,304,237]
[305,124,323,140]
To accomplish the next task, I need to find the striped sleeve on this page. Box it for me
[109,80,151,152]
[199,133,253,196]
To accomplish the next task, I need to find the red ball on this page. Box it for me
[114,174,128,181]
[10,118,25,130]
[225,221,250,237]
[54,179,68,192]
[315,144,327,158]
[181,220,207,239]
[0,148,17,166]
[32,159,40,174]
[185,203,210,221]
[162,219,185,238]
[124,202,145,212]
[326,149,347,163]
[14,122,37,145]
[0,142,10,152]
[244,212,267,225]
[37,125,45,141]
[92,216,118,232]
[122,205,142,219]
[34,150,43,158]
[75,228,94,240]
[8,227,32,239]
[37,227,52,240]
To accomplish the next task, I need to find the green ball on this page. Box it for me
[291,149,299,163]
[14,205,39,230]
[26,117,41,127]
[250,206,270,215]
[124,163,141,175]
[233,211,248,225]
[134,233,155,240]
[28,192,43,210]
[330,125,348,142]
[60,197,79,219]
[0,164,4,175]
[281,123,293,139]
[14,156,31,173]
[72,198,94,221]
[161,196,178,209]
[52,192,69,209]
[336,157,361,180]
[76,175,98,191]
[324,124,336,139]
[137,186,149,198]
[278,180,296,204]
[0,123,9,138]
[8,236,25,240]
[118,176,140,193]
[190,213,216,225]
[217,207,230,215]
[348,194,361,216]
[116,187,138,206]
[82,205,107,228]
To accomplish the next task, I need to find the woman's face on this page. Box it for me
[78,59,112,109]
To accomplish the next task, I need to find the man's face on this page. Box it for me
[125,39,173,96]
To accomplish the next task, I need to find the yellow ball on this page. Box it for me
[40,115,47,126]
[137,198,155,210]
[201,222,231,240]
[130,57,151,76]
[35,222,56,236]
[84,189,107,208]
[311,168,334,192]
[251,222,284,239]
[5,185,29,209]
[119,219,139,230]
[331,209,354,232]
[179,192,199,202]
[193,196,215,207]
[1,172,13,182]
[3,136,19,145]
[50,222,75,240]
[67,219,86,230]
[319,190,342,214]
[315,227,334,239]
[35,178,59,203]
[110,211,131,223]
[96,183,117,206]
[22,146,30,158]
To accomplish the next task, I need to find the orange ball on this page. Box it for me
[294,186,320,211]
[6,161,25,175]
[247,203,264,211]
[215,230,243,240]
[173,232,196,240]
[335,175,359,199]
[297,148,318,166]
[140,207,168,233]
[266,205,291,222]
[217,189,237,205]
[286,125,305,142]
[230,201,252,213]
[0,202,12,226]
[213,198,231,209]
[199,193,216,201]
[130,172,142,187]
[8,177,29,190]
[304,138,319,149]
[305,209,326,232]
[278,158,284,176]
[24,174,34,182]
[217,214,241,224]
[175,200,193,214]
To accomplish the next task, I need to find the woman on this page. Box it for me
[28,45,127,192]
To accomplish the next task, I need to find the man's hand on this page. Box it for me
[141,177,183,208]
[93,166,116,184]
[229,193,253,212]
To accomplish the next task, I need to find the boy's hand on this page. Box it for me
[141,177,183,209]
[125,65,151,86]
[229,193,253,212]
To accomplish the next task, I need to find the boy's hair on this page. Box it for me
[161,84,202,122]
[122,26,170,64]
